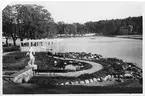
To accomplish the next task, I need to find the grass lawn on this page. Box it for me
[3,80,142,94]
[3,52,28,71]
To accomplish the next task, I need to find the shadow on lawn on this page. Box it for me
[3,82,142,94]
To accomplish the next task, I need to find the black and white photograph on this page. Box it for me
[2,1,143,94]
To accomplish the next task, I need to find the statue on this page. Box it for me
[26,47,35,66]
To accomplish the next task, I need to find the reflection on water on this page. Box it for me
[63,37,142,68]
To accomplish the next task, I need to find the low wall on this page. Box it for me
[3,65,37,83]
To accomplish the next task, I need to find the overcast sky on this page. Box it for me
[11,1,143,24]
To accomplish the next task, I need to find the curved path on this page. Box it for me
[37,56,103,77]
[3,52,103,77]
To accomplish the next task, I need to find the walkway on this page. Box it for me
[37,56,103,77]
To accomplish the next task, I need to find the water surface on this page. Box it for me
[63,36,142,68]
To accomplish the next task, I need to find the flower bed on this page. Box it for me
[33,52,92,72]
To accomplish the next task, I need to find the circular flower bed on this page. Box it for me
[28,52,142,87]
[34,52,92,72]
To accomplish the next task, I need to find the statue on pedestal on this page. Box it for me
[26,47,35,66]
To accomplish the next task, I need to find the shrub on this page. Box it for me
[3,46,20,52]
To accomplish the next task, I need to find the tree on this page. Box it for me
[3,5,18,46]
[47,23,58,38]
[75,23,86,36]
[15,4,53,39]
[57,21,65,35]
[85,21,95,33]
[131,16,142,34]
[3,4,53,46]
[103,21,118,35]
[72,23,77,36]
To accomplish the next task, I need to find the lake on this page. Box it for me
[5,36,142,68]
[63,36,142,68]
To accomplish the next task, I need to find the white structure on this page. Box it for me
[20,39,64,53]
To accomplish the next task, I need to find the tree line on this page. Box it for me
[2,4,142,46]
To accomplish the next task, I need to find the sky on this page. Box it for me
[10,1,143,24]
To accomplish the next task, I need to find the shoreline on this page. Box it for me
[55,35,142,40]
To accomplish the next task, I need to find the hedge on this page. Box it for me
[3,46,20,52]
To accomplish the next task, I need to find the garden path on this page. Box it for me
[3,52,103,78]
[39,56,103,77]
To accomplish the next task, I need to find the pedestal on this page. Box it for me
[25,64,37,70]
[31,64,37,70]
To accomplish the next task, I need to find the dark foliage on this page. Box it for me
[2,4,142,45]
[3,46,20,52]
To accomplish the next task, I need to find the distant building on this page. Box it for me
[119,25,134,35]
